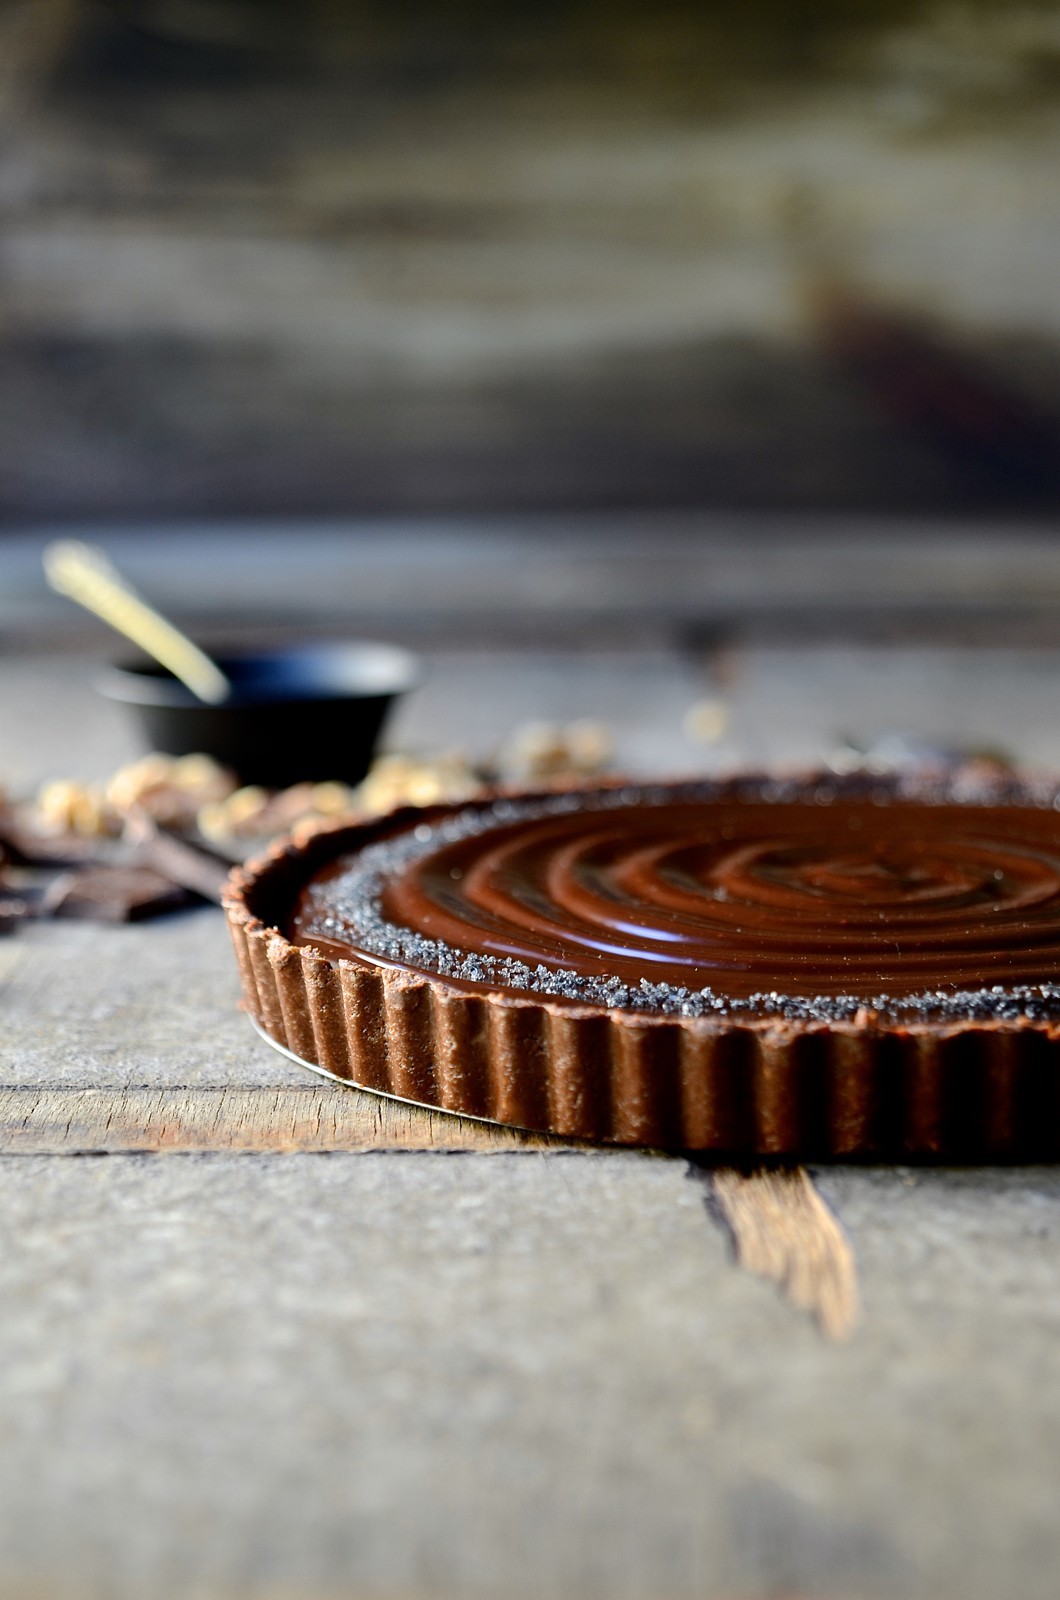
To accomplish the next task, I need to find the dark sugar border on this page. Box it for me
[298,774,1060,1024]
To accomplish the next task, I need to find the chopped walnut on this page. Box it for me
[496,719,612,782]
[22,723,614,861]
[170,754,237,801]
[683,699,729,746]
[105,754,177,813]
[353,752,480,815]
[36,779,111,837]
[197,778,359,846]
[105,752,237,828]
[311,781,355,816]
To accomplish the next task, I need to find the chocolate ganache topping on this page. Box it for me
[290,780,1060,1022]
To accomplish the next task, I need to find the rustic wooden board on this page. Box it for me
[0,1085,566,1155]
[10,633,1054,1599]
[0,1085,857,1340]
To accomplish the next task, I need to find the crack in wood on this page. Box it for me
[709,1165,861,1341]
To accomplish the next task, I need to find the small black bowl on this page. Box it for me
[98,642,420,789]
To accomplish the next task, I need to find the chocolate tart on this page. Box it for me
[223,773,1060,1157]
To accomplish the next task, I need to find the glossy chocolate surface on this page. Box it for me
[291,782,1060,1014]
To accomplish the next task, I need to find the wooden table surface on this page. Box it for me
[6,521,1060,1600]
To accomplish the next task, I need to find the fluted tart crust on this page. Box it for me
[223,774,1060,1156]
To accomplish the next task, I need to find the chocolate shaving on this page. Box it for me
[0,805,101,867]
[42,866,193,923]
[0,802,232,925]
[0,864,44,931]
[122,810,231,904]
[0,890,33,932]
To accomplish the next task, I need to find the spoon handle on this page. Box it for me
[43,540,231,706]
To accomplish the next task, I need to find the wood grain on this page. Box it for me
[0,1085,566,1155]
[712,1165,861,1340]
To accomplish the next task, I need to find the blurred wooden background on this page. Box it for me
[2,0,1060,521]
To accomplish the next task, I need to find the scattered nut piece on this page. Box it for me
[311,781,355,816]
[170,753,236,801]
[196,776,360,846]
[104,754,176,813]
[564,719,613,772]
[104,752,237,828]
[225,786,270,828]
[496,719,613,781]
[196,800,236,849]
[37,779,110,837]
[25,726,609,863]
[354,751,480,816]
[683,699,729,746]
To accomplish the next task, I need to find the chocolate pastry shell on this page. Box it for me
[223,779,1060,1159]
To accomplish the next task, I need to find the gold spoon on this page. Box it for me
[43,539,231,706]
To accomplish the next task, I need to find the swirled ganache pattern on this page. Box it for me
[290,779,1060,1022]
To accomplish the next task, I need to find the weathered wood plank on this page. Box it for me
[0,1085,567,1154]
[0,1087,860,1340]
